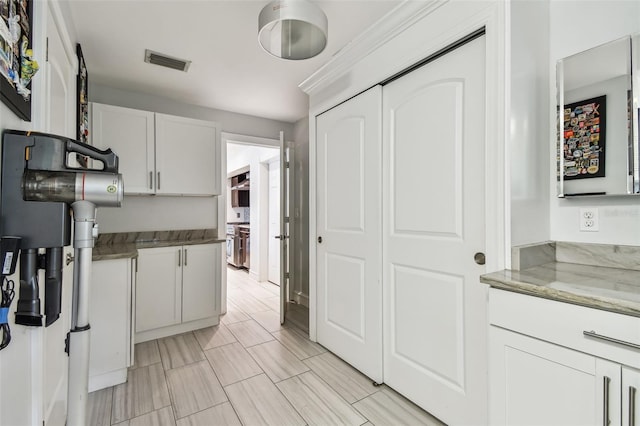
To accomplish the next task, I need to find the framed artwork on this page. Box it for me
[0,0,34,121]
[76,43,88,142]
[562,95,606,180]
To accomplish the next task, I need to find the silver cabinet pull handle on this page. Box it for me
[178,249,181,267]
[604,376,611,426]
[630,386,637,426]
[584,330,640,350]
[149,171,153,190]
[157,172,161,190]
[184,248,187,266]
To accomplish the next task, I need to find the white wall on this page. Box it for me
[97,196,219,233]
[510,0,550,247]
[90,83,294,233]
[549,0,640,245]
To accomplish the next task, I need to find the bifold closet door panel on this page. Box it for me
[316,85,383,383]
[382,35,488,424]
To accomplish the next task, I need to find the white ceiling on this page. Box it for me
[64,0,401,123]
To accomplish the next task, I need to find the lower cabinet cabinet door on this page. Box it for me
[90,258,132,391]
[181,244,219,323]
[623,366,640,426]
[136,247,182,332]
[489,326,619,426]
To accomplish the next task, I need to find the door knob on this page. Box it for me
[317,236,323,244]
[66,253,74,266]
[474,252,485,265]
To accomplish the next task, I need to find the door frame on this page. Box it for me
[304,2,508,341]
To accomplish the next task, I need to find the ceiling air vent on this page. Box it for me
[144,49,191,72]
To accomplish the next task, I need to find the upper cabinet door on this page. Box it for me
[155,113,219,196]
[91,103,155,194]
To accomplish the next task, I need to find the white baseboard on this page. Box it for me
[293,292,309,308]
[135,316,220,343]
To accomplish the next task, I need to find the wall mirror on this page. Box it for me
[556,34,639,197]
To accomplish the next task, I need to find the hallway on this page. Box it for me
[87,267,443,425]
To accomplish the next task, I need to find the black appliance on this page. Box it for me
[230,172,250,207]
[0,130,122,326]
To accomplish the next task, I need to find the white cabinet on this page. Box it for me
[135,243,221,341]
[622,367,640,426]
[91,103,155,194]
[135,246,182,332]
[490,326,617,425]
[89,258,134,392]
[181,244,219,322]
[489,289,640,426]
[91,103,220,196]
[155,113,219,196]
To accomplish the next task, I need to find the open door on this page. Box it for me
[279,131,290,324]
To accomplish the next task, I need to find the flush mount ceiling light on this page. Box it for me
[258,0,328,60]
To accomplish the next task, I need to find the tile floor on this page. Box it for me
[87,267,445,426]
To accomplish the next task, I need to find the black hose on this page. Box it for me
[15,249,42,326]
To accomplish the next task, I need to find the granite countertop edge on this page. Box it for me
[480,262,640,318]
[93,232,225,261]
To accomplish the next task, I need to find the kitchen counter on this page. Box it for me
[481,261,640,318]
[93,229,225,261]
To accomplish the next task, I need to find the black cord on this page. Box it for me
[0,276,15,350]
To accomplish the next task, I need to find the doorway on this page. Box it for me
[222,132,307,330]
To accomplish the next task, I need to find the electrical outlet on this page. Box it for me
[579,208,599,231]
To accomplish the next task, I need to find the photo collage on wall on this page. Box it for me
[77,44,88,143]
[563,95,607,180]
[0,0,35,100]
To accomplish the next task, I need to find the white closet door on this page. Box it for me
[382,36,488,424]
[316,86,383,382]
[43,6,75,425]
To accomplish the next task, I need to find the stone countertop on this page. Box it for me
[480,262,640,318]
[92,229,225,261]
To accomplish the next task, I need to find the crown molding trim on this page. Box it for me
[298,0,449,95]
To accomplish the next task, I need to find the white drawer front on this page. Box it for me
[489,288,640,368]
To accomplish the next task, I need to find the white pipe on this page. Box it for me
[67,201,97,426]
[67,328,90,426]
